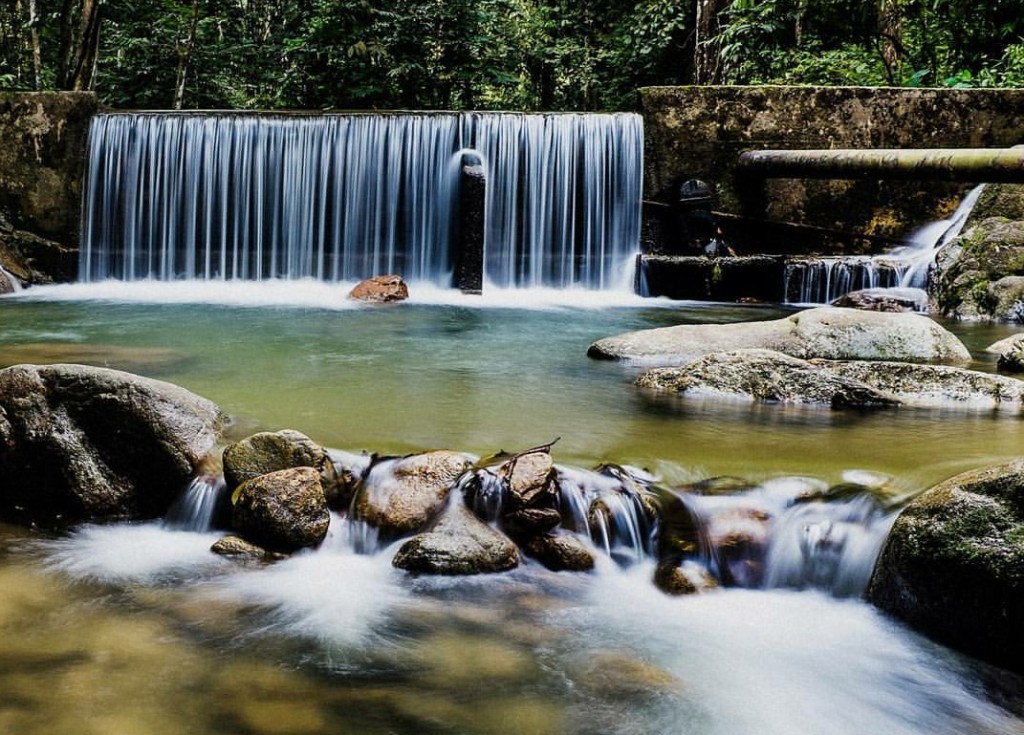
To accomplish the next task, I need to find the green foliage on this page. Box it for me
[0,0,1022,109]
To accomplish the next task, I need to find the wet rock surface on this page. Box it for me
[348,274,409,303]
[392,502,520,575]
[223,429,344,506]
[354,451,473,539]
[831,287,929,313]
[231,467,330,553]
[522,533,595,572]
[0,363,224,525]
[868,459,1024,672]
[589,307,971,365]
[636,349,900,407]
[637,349,1024,409]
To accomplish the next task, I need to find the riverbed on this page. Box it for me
[0,281,1021,735]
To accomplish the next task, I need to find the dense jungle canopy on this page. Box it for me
[1,0,1023,111]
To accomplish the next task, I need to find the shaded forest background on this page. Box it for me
[1,0,1023,111]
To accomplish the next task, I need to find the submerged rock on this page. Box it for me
[348,274,409,303]
[831,287,929,313]
[522,533,595,572]
[868,459,1024,672]
[354,451,473,539]
[654,559,718,595]
[588,306,970,365]
[222,429,345,507]
[392,502,520,575]
[210,535,285,564]
[231,467,330,553]
[636,349,900,407]
[0,363,224,525]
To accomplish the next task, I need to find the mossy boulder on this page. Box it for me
[933,218,1024,321]
[222,430,345,507]
[231,467,330,553]
[0,363,224,526]
[867,459,1024,672]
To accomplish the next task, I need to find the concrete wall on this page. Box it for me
[0,92,97,282]
[641,86,1024,253]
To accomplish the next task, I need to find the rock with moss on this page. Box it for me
[353,451,473,539]
[637,349,1024,410]
[0,363,224,526]
[867,459,1024,672]
[818,359,1024,408]
[231,467,330,553]
[654,559,718,595]
[637,349,900,408]
[932,218,1024,321]
[589,307,970,365]
[392,502,520,575]
[222,429,346,507]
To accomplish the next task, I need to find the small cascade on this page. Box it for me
[891,184,985,288]
[163,474,227,532]
[783,256,908,305]
[556,465,656,565]
[762,494,894,597]
[663,476,896,596]
[0,264,22,293]
[79,111,643,290]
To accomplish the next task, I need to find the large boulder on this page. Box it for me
[231,467,330,553]
[932,217,1024,321]
[637,350,1024,410]
[392,502,520,575]
[636,349,899,408]
[588,307,970,365]
[0,363,224,525]
[868,459,1024,672]
[353,451,473,539]
[820,359,1024,408]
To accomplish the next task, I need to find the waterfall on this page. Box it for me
[891,184,985,288]
[163,474,226,532]
[783,256,909,304]
[79,112,643,290]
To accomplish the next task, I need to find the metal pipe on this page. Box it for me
[737,148,1024,182]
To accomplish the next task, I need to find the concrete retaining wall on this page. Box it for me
[641,86,1024,253]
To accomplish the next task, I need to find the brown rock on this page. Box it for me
[231,467,330,553]
[348,275,409,303]
[523,534,595,572]
[392,503,520,575]
[354,451,472,539]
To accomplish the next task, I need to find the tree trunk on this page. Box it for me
[694,0,724,85]
[879,0,904,84]
[173,0,201,109]
[28,0,42,89]
[57,0,102,90]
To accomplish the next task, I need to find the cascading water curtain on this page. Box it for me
[79,111,643,290]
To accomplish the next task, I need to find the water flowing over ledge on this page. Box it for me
[78,112,643,291]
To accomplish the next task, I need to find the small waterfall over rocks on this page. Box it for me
[79,112,643,290]
[782,185,985,305]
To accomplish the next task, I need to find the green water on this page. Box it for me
[1,289,1020,489]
